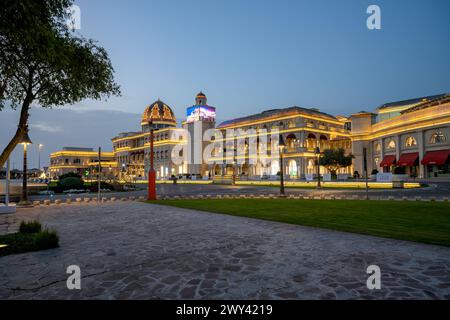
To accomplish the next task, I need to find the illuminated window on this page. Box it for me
[430,131,446,144]
[387,139,396,150]
[374,142,381,152]
[405,136,417,147]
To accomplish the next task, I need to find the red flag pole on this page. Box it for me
[148,124,157,200]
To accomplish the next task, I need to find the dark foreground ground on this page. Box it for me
[1,201,449,299]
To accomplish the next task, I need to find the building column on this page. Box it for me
[395,135,401,164]
[417,130,425,178]
[379,138,384,172]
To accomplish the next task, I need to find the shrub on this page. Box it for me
[59,172,82,180]
[0,229,59,257]
[371,169,379,175]
[34,230,59,250]
[19,220,42,234]
[59,177,84,190]
[88,181,114,192]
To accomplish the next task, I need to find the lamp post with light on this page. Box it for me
[278,134,286,196]
[38,143,43,177]
[18,125,33,206]
[147,121,157,200]
[315,146,321,189]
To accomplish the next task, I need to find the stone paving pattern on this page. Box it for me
[0,202,449,299]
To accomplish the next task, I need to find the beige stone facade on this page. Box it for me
[351,94,450,178]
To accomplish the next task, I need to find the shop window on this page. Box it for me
[387,139,396,150]
[405,136,417,147]
[374,142,381,152]
[430,131,446,144]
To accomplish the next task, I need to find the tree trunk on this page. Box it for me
[0,93,33,168]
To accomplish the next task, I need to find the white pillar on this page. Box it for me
[395,135,401,163]
[417,130,425,178]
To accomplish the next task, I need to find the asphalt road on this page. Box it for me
[20,180,450,202]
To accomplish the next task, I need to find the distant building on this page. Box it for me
[49,147,116,179]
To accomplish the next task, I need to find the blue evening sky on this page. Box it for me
[74,0,450,118]
[1,0,450,168]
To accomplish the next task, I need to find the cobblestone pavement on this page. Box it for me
[1,202,449,300]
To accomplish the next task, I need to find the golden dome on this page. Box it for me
[141,100,177,126]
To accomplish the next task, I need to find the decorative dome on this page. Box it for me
[195,91,207,105]
[141,100,177,126]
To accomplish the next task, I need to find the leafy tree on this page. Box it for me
[319,148,354,176]
[0,0,120,167]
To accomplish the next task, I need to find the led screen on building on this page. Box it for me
[186,106,216,123]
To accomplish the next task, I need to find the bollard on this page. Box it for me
[44,200,51,205]
[76,198,82,204]
[84,197,90,203]
[33,200,41,206]
[54,199,62,205]
[66,198,72,204]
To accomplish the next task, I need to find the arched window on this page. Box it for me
[288,120,296,128]
[405,136,417,147]
[374,142,381,152]
[270,160,279,175]
[387,139,396,150]
[306,133,317,149]
[286,134,296,150]
[430,131,446,144]
[288,160,297,177]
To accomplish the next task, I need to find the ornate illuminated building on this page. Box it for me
[49,147,116,179]
[111,92,216,180]
[209,107,352,179]
[49,92,450,180]
[351,94,450,178]
[111,100,183,180]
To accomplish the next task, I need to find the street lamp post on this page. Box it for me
[278,134,286,196]
[315,146,321,189]
[38,143,43,178]
[147,121,157,200]
[18,126,33,206]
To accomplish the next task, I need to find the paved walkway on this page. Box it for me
[0,202,449,299]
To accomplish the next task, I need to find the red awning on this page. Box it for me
[380,155,396,167]
[397,152,419,166]
[421,150,450,165]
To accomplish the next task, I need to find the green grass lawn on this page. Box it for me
[151,199,450,247]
